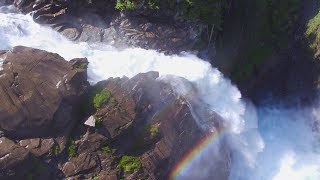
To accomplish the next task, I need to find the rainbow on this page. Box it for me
[169,128,225,179]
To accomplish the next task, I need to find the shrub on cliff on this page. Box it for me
[306,10,320,51]
[144,124,159,138]
[50,144,60,156]
[115,0,158,11]
[67,139,76,158]
[94,115,103,127]
[93,89,111,109]
[117,156,141,173]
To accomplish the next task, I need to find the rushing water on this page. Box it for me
[0,8,319,180]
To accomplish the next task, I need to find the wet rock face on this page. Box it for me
[0,46,89,139]
[0,137,53,179]
[0,137,33,179]
[0,48,223,179]
[94,71,167,139]
[62,153,97,177]
[2,0,199,54]
[92,72,223,178]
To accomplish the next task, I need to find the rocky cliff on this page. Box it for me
[0,46,223,179]
[0,46,89,139]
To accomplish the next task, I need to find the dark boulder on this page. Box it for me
[0,46,89,139]
[0,137,33,179]
[62,153,97,177]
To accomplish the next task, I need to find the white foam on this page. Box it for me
[0,13,246,134]
[0,11,319,180]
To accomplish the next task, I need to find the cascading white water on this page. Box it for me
[0,9,319,180]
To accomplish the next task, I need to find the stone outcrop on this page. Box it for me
[0,46,89,138]
[0,137,33,179]
[0,47,224,179]
[85,71,223,179]
[62,153,97,177]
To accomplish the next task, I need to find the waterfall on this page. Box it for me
[0,8,319,180]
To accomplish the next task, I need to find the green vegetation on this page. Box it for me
[73,62,88,69]
[306,10,320,50]
[267,0,300,45]
[67,139,76,158]
[143,124,159,138]
[180,0,227,28]
[146,0,159,9]
[117,156,142,173]
[115,0,158,11]
[94,115,103,127]
[93,89,112,109]
[101,146,112,153]
[226,0,301,82]
[114,0,229,45]
[84,87,114,114]
[92,176,99,180]
[115,0,135,10]
[232,46,272,81]
[50,144,60,156]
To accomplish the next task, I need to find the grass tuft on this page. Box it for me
[93,89,111,109]
[117,156,141,173]
[67,139,76,158]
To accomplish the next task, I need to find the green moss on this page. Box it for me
[92,176,99,180]
[85,87,111,112]
[143,124,159,138]
[67,139,76,158]
[180,0,227,29]
[115,0,159,11]
[117,156,141,173]
[73,62,88,69]
[94,115,103,127]
[93,89,111,109]
[306,10,320,50]
[147,0,159,9]
[49,144,60,156]
[101,146,112,153]
[115,0,136,10]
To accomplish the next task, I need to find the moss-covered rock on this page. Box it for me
[117,156,141,173]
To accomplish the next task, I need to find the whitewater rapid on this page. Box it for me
[0,9,319,180]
